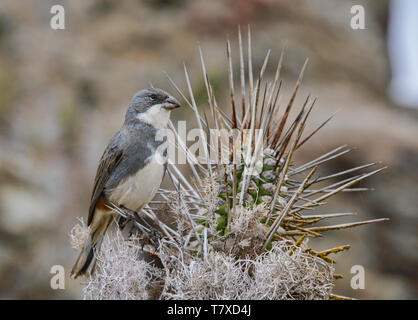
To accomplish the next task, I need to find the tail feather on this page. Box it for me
[71,210,113,279]
[70,235,99,279]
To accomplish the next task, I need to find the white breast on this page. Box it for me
[109,143,167,211]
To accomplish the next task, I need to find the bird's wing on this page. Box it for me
[87,134,124,225]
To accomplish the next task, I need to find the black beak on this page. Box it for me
[163,96,181,110]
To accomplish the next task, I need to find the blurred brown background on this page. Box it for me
[0,0,416,299]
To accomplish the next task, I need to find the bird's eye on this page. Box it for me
[150,94,158,101]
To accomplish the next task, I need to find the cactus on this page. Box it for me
[72,27,387,300]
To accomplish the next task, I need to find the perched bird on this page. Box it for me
[71,88,181,279]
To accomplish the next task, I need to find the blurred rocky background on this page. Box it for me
[0,0,416,299]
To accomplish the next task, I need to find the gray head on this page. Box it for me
[124,88,181,128]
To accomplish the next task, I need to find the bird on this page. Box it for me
[70,88,181,279]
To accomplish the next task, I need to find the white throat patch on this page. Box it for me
[136,104,171,128]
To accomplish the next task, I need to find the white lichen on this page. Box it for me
[82,231,164,300]
[69,218,89,251]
